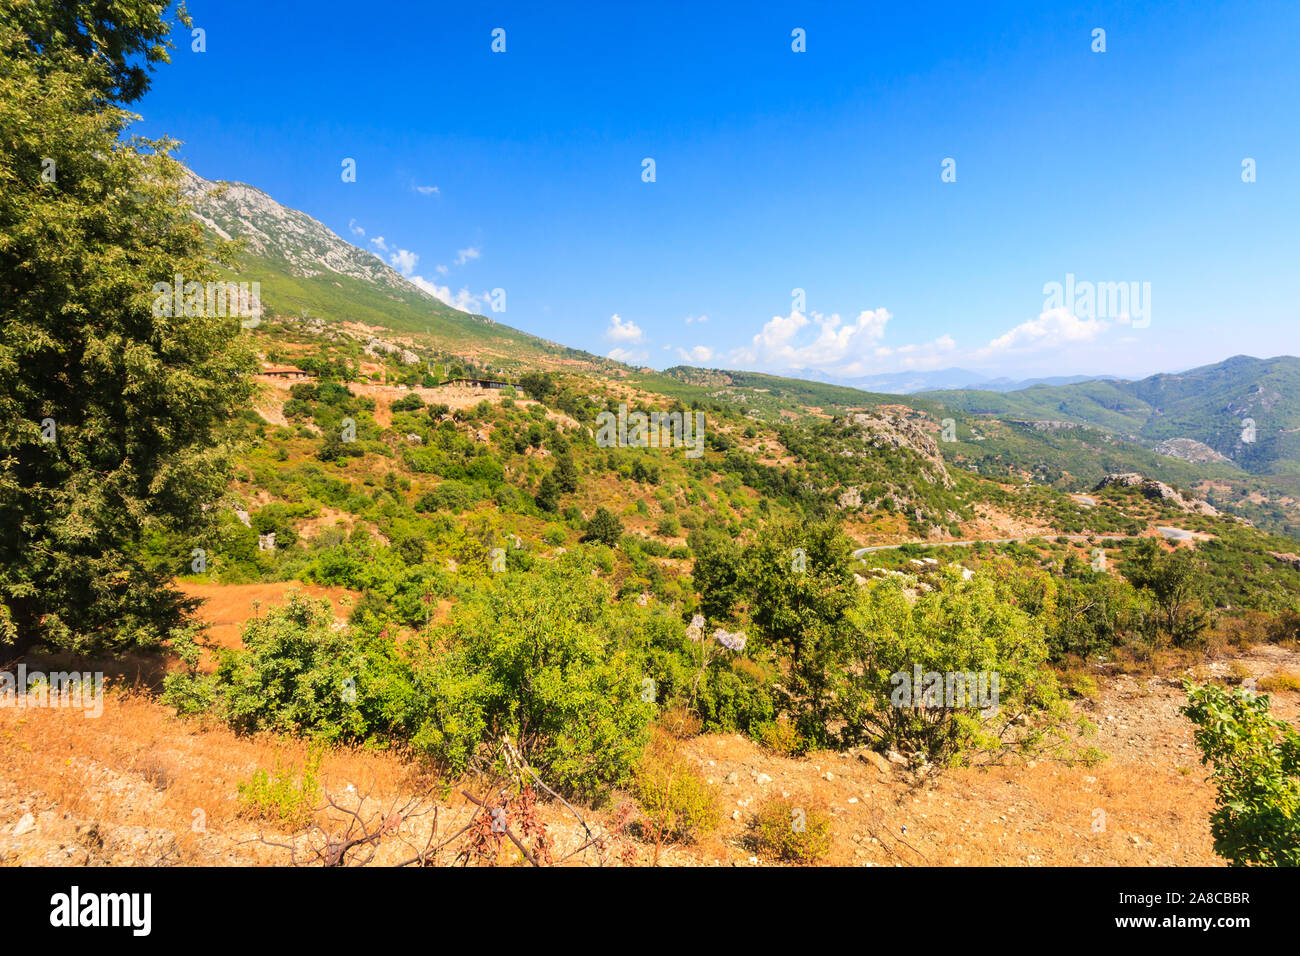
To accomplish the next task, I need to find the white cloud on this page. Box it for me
[723,299,1127,378]
[389,249,419,276]
[414,184,439,196]
[454,246,481,266]
[406,274,485,313]
[730,308,892,370]
[973,307,1110,359]
[348,219,365,237]
[435,264,448,275]
[607,346,648,364]
[676,345,714,364]
[604,313,645,344]
[685,314,708,324]
[369,236,388,253]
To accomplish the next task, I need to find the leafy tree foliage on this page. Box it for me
[842,571,1066,763]
[1122,539,1212,647]
[412,564,654,800]
[1183,681,1300,866]
[518,371,555,401]
[737,519,857,747]
[0,7,255,654]
[3,0,183,105]
[582,506,623,546]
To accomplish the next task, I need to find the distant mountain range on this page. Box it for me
[782,366,1113,394]
[918,354,1300,476]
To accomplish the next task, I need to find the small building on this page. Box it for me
[260,364,310,380]
[439,377,510,390]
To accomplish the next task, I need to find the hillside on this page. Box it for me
[13,165,1300,872]
[921,355,1300,476]
[181,170,596,372]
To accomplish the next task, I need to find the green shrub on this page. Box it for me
[416,480,477,514]
[391,392,424,412]
[1182,680,1300,866]
[582,506,623,546]
[237,752,322,829]
[164,593,408,743]
[840,569,1067,764]
[412,562,654,801]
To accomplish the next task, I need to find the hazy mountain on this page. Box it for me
[780,366,1109,394]
[974,373,1114,391]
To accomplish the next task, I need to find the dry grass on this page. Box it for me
[0,687,423,865]
[3,630,1297,867]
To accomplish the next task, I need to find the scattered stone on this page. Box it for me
[859,750,892,774]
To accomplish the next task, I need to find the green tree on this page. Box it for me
[842,571,1066,763]
[0,7,256,654]
[738,519,856,747]
[535,471,561,513]
[518,371,555,401]
[687,529,744,622]
[1047,568,1145,661]
[1182,680,1300,866]
[582,506,623,546]
[1122,539,1211,646]
[4,0,184,105]
[553,450,579,494]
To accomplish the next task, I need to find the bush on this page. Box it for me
[237,753,322,829]
[755,718,807,756]
[416,480,477,514]
[1258,671,1300,694]
[163,593,408,743]
[412,563,654,801]
[1182,680,1300,866]
[391,392,424,412]
[840,569,1067,764]
[633,732,720,854]
[750,796,832,864]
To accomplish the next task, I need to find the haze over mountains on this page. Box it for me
[782,366,1114,394]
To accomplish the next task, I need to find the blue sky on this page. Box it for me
[135,0,1300,381]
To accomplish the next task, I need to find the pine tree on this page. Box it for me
[535,472,561,513]
[554,451,579,494]
[582,507,623,547]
